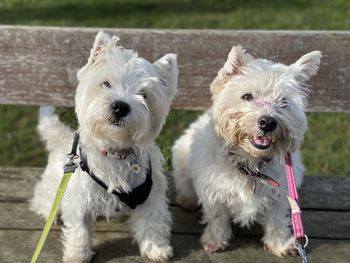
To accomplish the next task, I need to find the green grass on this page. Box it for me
[0,0,349,29]
[0,0,349,175]
[302,113,350,175]
[0,106,45,167]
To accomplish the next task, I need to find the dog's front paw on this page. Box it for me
[264,237,298,257]
[63,249,93,263]
[142,244,173,262]
[201,240,229,253]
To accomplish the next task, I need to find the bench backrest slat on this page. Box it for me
[0,26,349,112]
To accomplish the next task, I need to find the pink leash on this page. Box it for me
[285,152,308,263]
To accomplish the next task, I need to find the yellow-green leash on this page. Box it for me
[31,133,79,263]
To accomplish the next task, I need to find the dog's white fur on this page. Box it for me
[30,31,178,262]
[172,46,321,256]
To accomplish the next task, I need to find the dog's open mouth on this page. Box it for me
[249,136,272,150]
[108,116,122,127]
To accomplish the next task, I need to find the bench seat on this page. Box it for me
[1,26,350,262]
[1,167,349,263]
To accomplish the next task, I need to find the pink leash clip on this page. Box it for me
[285,152,308,263]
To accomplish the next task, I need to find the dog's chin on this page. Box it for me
[88,119,133,146]
[105,120,148,146]
[240,136,276,158]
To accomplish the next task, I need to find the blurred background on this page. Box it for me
[0,0,349,175]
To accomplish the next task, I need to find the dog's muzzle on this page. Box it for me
[258,115,277,132]
[109,100,131,126]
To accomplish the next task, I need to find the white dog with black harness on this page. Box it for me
[30,31,178,263]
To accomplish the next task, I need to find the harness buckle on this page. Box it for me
[63,161,78,173]
[63,154,79,174]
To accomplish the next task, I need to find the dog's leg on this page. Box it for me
[261,200,298,257]
[172,135,198,211]
[200,202,232,253]
[61,206,93,263]
[174,172,198,212]
[128,185,172,262]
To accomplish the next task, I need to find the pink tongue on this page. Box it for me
[253,136,271,145]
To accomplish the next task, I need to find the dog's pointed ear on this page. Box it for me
[289,51,322,82]
[219,45,252,79]
[77,31,114,80]
[87,31,113,65]
[153,53,179,98]
[211,46,252,99]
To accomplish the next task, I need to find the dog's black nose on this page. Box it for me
[258,115,277,132]
[111,100,130,119]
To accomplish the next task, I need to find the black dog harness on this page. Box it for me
[71,133,153,209]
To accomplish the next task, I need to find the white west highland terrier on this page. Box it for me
[172,46,321,256]
[30,31,178,262]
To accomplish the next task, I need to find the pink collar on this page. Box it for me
[99,147,135,159]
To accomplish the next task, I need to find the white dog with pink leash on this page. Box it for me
[172,46,321,259]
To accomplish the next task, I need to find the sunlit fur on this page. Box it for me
[214,66,308,158]
[30,31,178,263]
[172,46,321,256]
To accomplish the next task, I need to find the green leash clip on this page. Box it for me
[31,154,78,263]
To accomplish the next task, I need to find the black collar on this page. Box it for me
[226,148,279,187]
[236,162,279,187]
[71,132,152,209]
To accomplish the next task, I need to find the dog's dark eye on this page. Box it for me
[242,93,253,101]
[102,81,112,89]
[139,91,147,99]
[280,97,288,108]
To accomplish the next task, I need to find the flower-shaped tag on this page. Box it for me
[130,162,142,175]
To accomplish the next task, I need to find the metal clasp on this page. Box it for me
[294,236,309,263]
[63,153,79,173]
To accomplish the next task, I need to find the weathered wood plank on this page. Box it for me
[1,167,350,210]
[207,237,350,263]
[1,230,350,263]
[300,176,350,210]
[1,202,349,239]
[1,26,350,112]
[0,167,42,202]
[0,230,212,263]
[173,208,350,239]
[166,172,350,211]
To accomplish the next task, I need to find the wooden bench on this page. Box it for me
[1,25,350,263]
